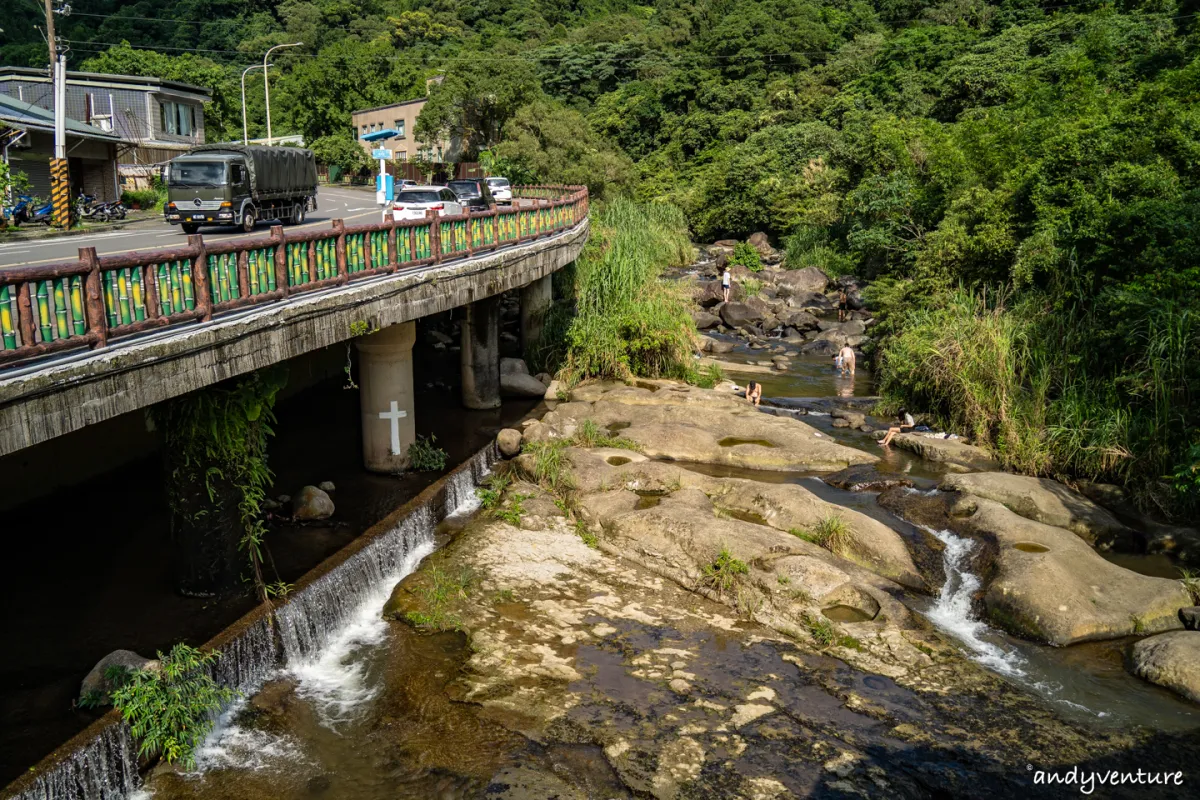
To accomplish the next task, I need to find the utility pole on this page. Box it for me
[241,63,269,145]
[263,42,301,146]
[44,0,70,229]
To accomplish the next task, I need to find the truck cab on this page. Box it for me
[164,145,318,235]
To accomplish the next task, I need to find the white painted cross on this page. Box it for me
[379,400,408,455]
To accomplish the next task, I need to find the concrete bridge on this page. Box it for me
[0,186,589,468]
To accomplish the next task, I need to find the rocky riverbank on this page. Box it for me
[375,380,1200,798]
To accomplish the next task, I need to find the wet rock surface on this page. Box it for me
[1128,632,1200,704]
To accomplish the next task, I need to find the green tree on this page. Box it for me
[309,134,371,174]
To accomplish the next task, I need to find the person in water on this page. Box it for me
[880,408,916,446]
[744,380,762,406]
[722,265,732,303]
[838,344,856,375]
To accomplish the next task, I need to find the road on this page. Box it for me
[0,185,386,268]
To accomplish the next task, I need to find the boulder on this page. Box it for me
[745,231,774,257]
[831,408,866,429]
[782,310,820,331]
[80,650,157,705]
[957,497,1190,645]
[823,465,914,493]
[1181,607,1200,631]
[501,372,551,398]
[693,310,722,330]
[890,434,1002,472]
[712,239,739,249]
[719,302,763,328]
[543,379,565,401]
[293,485,335,520]
[1128,631,1200,704]
[775,267,828,297]
[694,280,740,308]
[788,291,834,311]
[940,472,1134,548]
[497,429,523,458]
[317,480,336,492]
[701,336,736,354]
[500,357,529,376]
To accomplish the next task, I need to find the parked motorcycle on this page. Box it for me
[4,195,52,226]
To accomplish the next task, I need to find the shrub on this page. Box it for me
[791,515,852,554]
[110,644,236,769]
[729,242,762,272]
[404,565,476,632]
[700,547,748,597]
[572,418,641,450]
[522,438,575,493]
[408,434,448,471]
[741,277,764,297]
[784,226,854,277]
[801,613,836,646]
[475,472,512,509]
[121,187,164,211]
[690,362,725,389]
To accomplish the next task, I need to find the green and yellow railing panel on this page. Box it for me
[103,267,149,328]
[23,276,87,344]
[245,247,276,296]
[345,232,368,274]
[313,237,337,281]
[206,253,241,305]
[153,260,196,316]
[0,286,21,350]
[408,223,432,262]
[369,230,390,267]
[287,241,310,286]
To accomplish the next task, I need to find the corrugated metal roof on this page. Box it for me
[0,93,120,141]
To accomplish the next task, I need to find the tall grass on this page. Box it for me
[557,198,697,382]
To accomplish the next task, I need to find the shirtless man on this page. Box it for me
[744,381,762,406]
[837,344,856,375]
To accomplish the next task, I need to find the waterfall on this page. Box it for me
[10,723,140,800]
[4,444,499,800]
[919,525,1027,677]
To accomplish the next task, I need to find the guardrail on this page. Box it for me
[0,185,588,370]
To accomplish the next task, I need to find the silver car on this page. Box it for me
[392,186,464,221]
[485,177,513,205]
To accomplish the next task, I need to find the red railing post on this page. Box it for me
[236,250,250,299]
[80,247,108,348]
[143,257,161,320]
[272,225,289,297]
[334,219,348,283]
[189,234,213,322]
[17,281,35,347]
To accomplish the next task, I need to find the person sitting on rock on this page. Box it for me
[744,380,762,406]
[838,344,856,375]
[880,408,916,447]
[838,288,849,322]
[722,266,732,303]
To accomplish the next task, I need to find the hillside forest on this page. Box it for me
[4,0,1200,513]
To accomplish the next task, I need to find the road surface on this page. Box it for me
[0,185,387,269]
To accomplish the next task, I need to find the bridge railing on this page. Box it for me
[0,185,588,369]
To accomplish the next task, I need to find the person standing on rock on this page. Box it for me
[838,288,849,322]
[838,344,856,375]
[880,408,916,447]
[722,265,732,303]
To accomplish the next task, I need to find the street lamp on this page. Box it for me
[240,63,270,145]
[263,42,302,146]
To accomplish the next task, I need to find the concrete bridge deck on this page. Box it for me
[0,188,588,457]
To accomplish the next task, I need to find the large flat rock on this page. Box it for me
[890,434,1001,472]
[958,498,1189,645]
[941,471,1134,548]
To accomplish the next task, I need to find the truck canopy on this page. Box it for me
[186,144,317,197]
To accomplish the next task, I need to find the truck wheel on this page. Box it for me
[181,223,200,234]
[292,203,306,225]
[241,208,256,233]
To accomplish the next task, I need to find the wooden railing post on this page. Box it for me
[387,216,398,269]
[189,234,213,322]
[143,258,161,320]
[17,281,36,347]
[236,250,250,299]
[428,209,442,263]
[271,225,289,297]
[492,207,500,249]
[80,247,108,348]
[334,219,348,283]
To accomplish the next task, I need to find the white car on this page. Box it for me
[392,186,463,221]
[485,177,512,204]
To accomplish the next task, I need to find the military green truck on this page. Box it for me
[164,144,318,234]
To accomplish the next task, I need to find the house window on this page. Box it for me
[394,119,405,138]
[159,101,196,137]
[360,124,368,138]
[397,150,407,161]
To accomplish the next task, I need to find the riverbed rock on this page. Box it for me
[823,465,914,493]
[701,335,736,354]
[747,231,775,258]
[694,280,741,307]
[544,379,564,401]
[954,496,1190,645]
[890,434,1001,472]
[500,357,530,376]
[693,310,722,329]
[719,301,763,329]
[940,472,1135,548]
[1128,631,1200,705]
[317,480,336,492]
[774,267,828,297]
[497,429,523,458]
[501,372,550,398]
[293,485,335,520]
[831,408,866,429]
[80,650,157,705]
[1182,607,1200,630]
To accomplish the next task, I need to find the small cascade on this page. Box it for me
[6,444,500,800]
[11,722,140,800]
[920,525,1027,677]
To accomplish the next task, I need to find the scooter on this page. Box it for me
[24,196,54,225]
[77,193,111,222]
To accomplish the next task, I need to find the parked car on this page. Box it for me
[485,177,512,204]
[392,186,463,221]
[398,179,418,189]
[447,179,495,212]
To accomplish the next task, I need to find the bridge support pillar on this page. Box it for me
[520,274,553,356]
[357,322,417,473]
[461,296,502,410]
